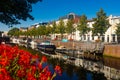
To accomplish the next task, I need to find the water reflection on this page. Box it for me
[76,57,120,80]
[48,55,120,80]
[22,44,120,80]
[104,57,120,70]
[103,57,120,80]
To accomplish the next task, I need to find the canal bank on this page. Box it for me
[51,41,120,58]
[103,44,120,58]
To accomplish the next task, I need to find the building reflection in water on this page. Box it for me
[75,56,120,80]
[27,44,120,80]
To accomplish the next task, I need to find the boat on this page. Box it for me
[37,41,56,54]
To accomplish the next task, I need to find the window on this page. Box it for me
[87,35,90,41]
[112,34,115,42]
[102,35,105,42]
[68,14,74,19]
[84,35,86,40]
[107,35,109,42]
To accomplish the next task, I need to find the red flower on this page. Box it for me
[55,65,62,76]
[41,56,47,63]
[18,51,31,68]
[17,68,26,78]
[38,63,42,71]
[0,44,62,80]
[0,57,9,67]
[30,65,37,74]
[0,68,7,75]
[0,68,13,80]
[39,70,52,80]
[27,72,36,80]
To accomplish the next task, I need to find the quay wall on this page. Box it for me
[103,45,120,58]
[51,41,120,58]
[51,41,97,50]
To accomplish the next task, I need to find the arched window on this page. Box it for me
[68,13,75,19]
[68,14,74,19]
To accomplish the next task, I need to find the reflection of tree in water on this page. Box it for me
[47,58,57,67]
[75,66,107,80]
[47,58,65,69]
[92,72,107,80]
[64,64,75,78]
[75,67,87,80]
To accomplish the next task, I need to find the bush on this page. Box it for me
[0,44,62,80]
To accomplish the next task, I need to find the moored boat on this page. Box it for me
[37,41,56,54]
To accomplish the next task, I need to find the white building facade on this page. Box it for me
[84,15,120,43]
[51,13,120,43]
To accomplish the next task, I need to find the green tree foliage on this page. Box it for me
[24,30,30,37]
[116,23,120,36]
[92,8,110,36]
[47,24,52,35]
[37,26,42,37]
[57,19,66,39]
[66,19,75,36]
[28,28,37,38]
[52,21,57,34]
[18,30,24,36]
[0,0,41,26]
[8,27,19,36]
[37,25,46,38]
[115,23,120,43]
[77,14,90,40]
[51,21,57,39]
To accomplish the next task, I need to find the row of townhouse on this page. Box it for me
[20,13,120,43]
[50,13,120,43]
[19,22,48,32]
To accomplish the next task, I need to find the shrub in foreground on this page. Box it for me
[0,44,62,80]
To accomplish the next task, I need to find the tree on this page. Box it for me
[57,19,66,39]
[0,0,41,26]
[37,25,46,39]
[77,14,90,40]
[115,23,120,43]
[66,19,75,40]
[8,27,19,37]
[37,26,43,38]
[46,24,52,36]
[92,8,110,39]
[52,21,57,39]
[28,28,37,38]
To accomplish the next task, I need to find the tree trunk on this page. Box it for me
[117,36,120,43]
[61,34,63,40]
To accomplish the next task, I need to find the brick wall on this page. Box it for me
[103,45,120,58]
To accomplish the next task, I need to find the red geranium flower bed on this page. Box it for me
[0,44,62,80]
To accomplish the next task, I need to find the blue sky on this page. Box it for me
[0,0,120,31]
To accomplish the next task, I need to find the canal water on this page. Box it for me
[38,50,120,80]
[46,56,120,80]
[20,43,120,80]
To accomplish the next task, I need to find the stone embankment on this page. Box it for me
[51,41,120,58]
[103,44,120,58]
[34,39,120,58]
[51,41,103,50]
